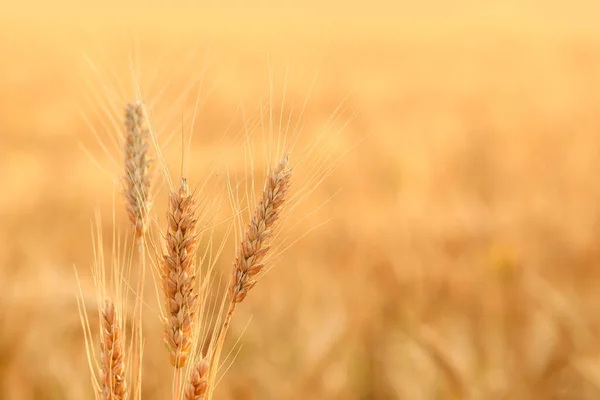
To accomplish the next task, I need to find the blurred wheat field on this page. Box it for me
[4,1,600,399]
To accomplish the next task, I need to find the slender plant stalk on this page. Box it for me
[134,237,145,395]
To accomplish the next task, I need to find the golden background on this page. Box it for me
[2,1,600,399]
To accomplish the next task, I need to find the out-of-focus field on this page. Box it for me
[4,1,600,399]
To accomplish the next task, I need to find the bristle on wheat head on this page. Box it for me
[228,155,292,304]
[161,178,199,368]
[124,101,151,238]
[99,300,128,400]
[184,357,209,400]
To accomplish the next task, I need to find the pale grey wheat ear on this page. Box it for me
[123,100,152,397]
[99,300,128,400]
[124,101,152,238]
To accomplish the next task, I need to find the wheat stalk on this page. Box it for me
[123,101,152,397]
[99,300,128,400]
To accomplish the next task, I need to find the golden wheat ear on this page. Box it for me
[99,300,129,400]
[204,155,292,398]
[124,101,152,238]
[184,357,209,400]
[161,177,200,369]
[228,154,292,304]
[77,211,133,400]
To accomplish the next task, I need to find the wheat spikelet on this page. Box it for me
[161,178,199,369]
[124,101,151,238]
[228,154,292,304]
[99,300,128,400]
[184,358,209,400]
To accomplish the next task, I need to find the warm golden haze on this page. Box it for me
[3,1,600,399]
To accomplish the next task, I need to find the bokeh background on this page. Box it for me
[3,1,600,399]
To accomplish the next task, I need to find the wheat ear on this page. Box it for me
[161,177,200,399]
[228,155,291,304]
[124,101,151,238]
[99,300,128,400]
[208,155,292,396]
[123,101,152,395]
[184,357,209,400]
